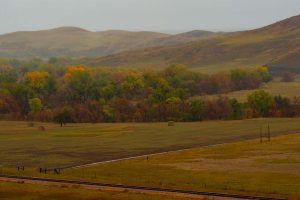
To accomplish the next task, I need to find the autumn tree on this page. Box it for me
[229,98,244,119]
[64,66,86,79]
[166,96,182,119]
[147,77,172,103]
[54,106,74,127]
[29,98,42,113]
[0,95,18,114]
[200,73,232,94]
[121,75,145,98]
[253,65,272,82]
[206,97,233,120]
[102,105,115,122]
[23,71,53,96]
[10,85,34,115]
[247,90,274,117]
[164,64,189,88]
[189,99,206,121]
[0,67,17,84]
[66,70,95,103]
[230,69,248,90]
[281,72,295,82]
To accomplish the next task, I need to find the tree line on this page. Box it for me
[0,58,299,124]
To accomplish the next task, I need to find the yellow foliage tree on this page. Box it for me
[23,71,50,93]
[254,65,269,74]
[64,66,86,79]
[253,65,271,82]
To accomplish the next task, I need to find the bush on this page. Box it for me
[281,72,295,82]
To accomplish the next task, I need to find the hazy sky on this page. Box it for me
[0,0,300,34]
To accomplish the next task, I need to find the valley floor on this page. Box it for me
[2,131,300,199]
[0,181,200,200]
[1,118,300,168]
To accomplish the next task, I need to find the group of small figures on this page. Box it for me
[39,168,61,174]
[17,166,61,174]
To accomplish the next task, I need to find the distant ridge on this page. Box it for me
[250,15,300,34]
[48,27,89,32]
[0,27,218,59]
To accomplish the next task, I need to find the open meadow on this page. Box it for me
[1,118,300,168]
[4,132,300,199]
[0,181,198,200]
[203,79,300,102]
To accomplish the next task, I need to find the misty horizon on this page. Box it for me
[1,14,299,36]
[1,0,300,35]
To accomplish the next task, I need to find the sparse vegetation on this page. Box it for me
[0,181,196,200]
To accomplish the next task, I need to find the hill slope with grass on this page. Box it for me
[89,15,300,73]
[0,27,218,59]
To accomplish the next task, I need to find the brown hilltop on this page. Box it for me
[88,15,300,73]
[0,27,217,59]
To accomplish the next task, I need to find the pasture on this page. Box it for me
[0,181,196,200]
[1,118,300,168]
[5,132,299,199]
[204,79,300,102]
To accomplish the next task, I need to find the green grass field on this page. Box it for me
[2,130,300,199]
[203,79,300,102]
[2,118,300,168]
[0,181,197,200]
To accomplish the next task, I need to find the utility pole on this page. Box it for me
[268,123,271,142]
[260,126,263,143]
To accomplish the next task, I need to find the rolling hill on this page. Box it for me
[89,15,300,73]
[0,27,218,59]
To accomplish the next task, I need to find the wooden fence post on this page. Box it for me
[268,123,271,142]
[260,126,263,143]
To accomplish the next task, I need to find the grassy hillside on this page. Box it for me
[202,79,300,102]
[0,27,217,59]
[89,15,300,73]
[1,118,300,168]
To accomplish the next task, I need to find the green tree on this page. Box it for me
[0,69,17,84]
[166,97,182,120]
[274,95,290,109]
[44,76,57,96]
[23,71,51,96]
[149,78,172,103]
[103,105,115,122]
[230,69,247,86]
[11,84,34,115]
[29,98,42,113]
[67,71,94,103]
[174,88,190,100]
[253,65,272,82]
[247,90,274,117]
[100,84,116,100]
[229,98,244,119]
[164,64,193,88]
[121,75,145,98]
[54,107,74,127]
[190,99,206,121]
